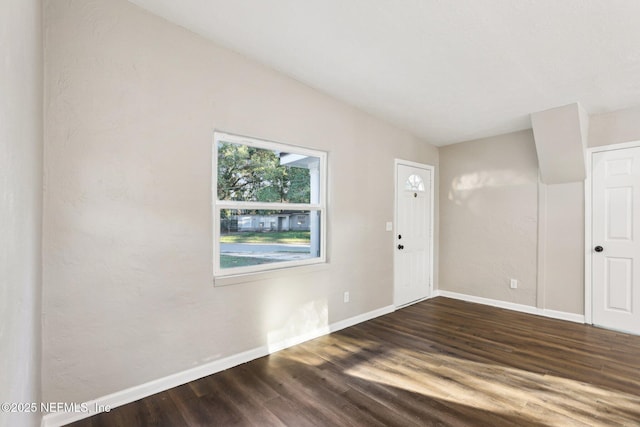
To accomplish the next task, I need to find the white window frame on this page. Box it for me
[212,131,327,280]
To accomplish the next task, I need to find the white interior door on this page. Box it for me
[394,162,433,307]
[592,146,640,335]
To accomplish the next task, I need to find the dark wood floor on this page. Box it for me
[68,297,640,426]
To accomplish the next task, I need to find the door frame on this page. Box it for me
[584,140,640,325]
[394,159,435,307]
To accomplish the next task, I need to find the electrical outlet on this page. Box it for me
[510,279,518,289]
[344,291,350,303]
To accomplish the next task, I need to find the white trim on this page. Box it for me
[589,139,640,153]
[395,296,430,309]
[214,131,324,158]
[584,140,640,325]
[435,290,585,324]
[394,158,436,170]
[541,308,586,324]
[584,148,594,324]
[329,305,395,333]
[536,175,547,309]
[41,346,267,427]
[214,262,329,287]
[266,304,394,354]
[216,200,323,210]
[41,304,394,427]
[393,159,435,307]
[212,130,328,279]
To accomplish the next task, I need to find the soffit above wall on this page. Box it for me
[128,0,640,146]
[531,103,588,184]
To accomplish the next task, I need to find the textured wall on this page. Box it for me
[539,182,584,314]
[531,103,588,184]
[439,130,539,305]
[42,0,438,404]
[540,105,640,314]
[0,1,43,426]
[541,105,640,314]
[439,128,587,315]
[589,106,640,147]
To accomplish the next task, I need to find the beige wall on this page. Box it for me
[589,106,640,147]
[440,106,640,316]
[439,130,539,305]
[0,1,43,426]
[42,0,438,404]
[531,103,588,184]
[538,182,584,314]
[439,129,586,315]
[542,105,640,313]
[41,0,640,408]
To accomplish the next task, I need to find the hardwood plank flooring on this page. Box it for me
[68,297,640,426]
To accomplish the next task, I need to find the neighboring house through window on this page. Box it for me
[213,131,327,277]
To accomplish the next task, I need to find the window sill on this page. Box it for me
[213,262,329,287]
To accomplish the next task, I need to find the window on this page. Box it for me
[405,174,425,192]
[213,131,327,278]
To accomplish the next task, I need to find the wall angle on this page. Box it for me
[531,103,589,184]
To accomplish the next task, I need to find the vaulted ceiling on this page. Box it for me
[128,0,640,146]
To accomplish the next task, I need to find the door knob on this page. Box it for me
[397,244,404,250]
[594,246,604,252]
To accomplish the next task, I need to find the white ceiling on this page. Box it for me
[128,0,640,146]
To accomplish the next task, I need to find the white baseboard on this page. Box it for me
[434,290,585,324]
[41,304,395,427]
[41,293,585,427]
[539,308,585,324]
[330,305,395,333]
[266,304,394,354]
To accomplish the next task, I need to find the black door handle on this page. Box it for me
[397,244,404,250]
[594,246,604,252]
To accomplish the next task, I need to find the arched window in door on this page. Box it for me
[405,174,425,192]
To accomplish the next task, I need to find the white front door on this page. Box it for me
[394,162,433,307]
[592,146,640,335]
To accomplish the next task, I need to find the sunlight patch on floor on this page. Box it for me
[279,334,381,367]
[344,347,640,426]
